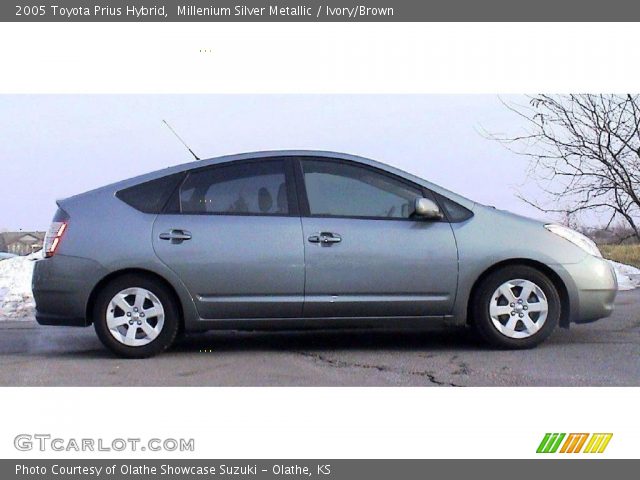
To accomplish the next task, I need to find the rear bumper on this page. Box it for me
[32,255,107,327]
[556,255,618,325]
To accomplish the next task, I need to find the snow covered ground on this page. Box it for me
[0,251,41,320]
[0,254,639,321]
[609,260,640,291]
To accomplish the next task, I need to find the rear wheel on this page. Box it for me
[93,274,180,358]
[471,265,560,349]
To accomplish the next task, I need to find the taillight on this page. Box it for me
[44,208,69,258]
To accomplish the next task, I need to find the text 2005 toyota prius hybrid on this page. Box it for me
[33,151,617,357]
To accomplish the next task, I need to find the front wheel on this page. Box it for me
[93,274,180,358]
[471,266,561,349]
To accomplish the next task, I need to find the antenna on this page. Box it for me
[162,119,200,160]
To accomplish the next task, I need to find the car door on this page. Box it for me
[297,157,458,318]
[152,158,305,320]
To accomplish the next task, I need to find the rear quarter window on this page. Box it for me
[116,173,184,214]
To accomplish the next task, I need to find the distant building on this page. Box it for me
[0,231,45,256]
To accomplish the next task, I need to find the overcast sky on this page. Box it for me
[0,94,547,231]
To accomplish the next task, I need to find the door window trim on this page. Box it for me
[161,157,300,217]
[293,156,447,223]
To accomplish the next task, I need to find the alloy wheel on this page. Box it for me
[106,287,165,347]
[488,279,549,339]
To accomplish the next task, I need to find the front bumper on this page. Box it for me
[557,255,617,325]
[32,254,107,327]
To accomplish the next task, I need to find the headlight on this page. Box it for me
[544,224,602,258]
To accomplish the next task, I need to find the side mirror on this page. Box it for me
[414,197,443,220]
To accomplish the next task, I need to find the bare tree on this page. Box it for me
[495,94,640,242]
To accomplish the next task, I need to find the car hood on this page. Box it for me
[474,203,553,228]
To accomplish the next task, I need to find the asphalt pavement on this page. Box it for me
[1,290,638,386]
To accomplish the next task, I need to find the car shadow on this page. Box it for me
[171,327,486,354]
[14,326,488,361]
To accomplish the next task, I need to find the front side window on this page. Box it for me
[301,159,422,219]
[179,160,289,215]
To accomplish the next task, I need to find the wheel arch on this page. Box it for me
[85,268,185,331]
[466,258,571,328]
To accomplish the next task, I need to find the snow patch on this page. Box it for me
[608,260,640,291]
[0,251,41,320]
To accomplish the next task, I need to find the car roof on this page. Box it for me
[62,150,476,210]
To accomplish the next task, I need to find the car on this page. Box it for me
[32,151,617,357]
[0,252,17,261]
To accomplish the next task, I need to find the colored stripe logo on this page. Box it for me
[537,433,612,453]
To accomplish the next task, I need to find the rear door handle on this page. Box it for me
[308,232,342,244]
[159,229,192,242]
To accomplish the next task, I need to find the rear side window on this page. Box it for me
[116,173,184,214]
[178,160,290,215]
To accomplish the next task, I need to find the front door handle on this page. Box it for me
[308,232,342,245]
[159,229,192,242]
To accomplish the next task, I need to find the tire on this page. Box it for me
[471,265,561,349]
[93,274,180,358]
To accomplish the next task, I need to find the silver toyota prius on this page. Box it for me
[33,151,617,357]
